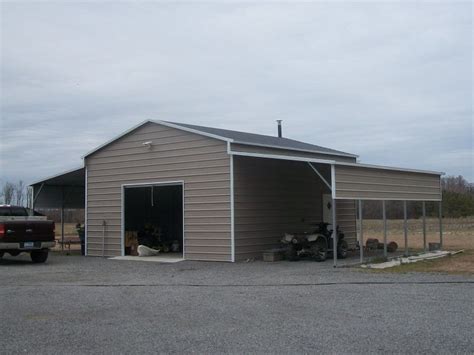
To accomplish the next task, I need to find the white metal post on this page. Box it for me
[403,200,408,257]
[383,200,387,258]
[230,154,235,262]
[439,201,443,249]
[85,166,88,256]
[359,200,363,263]
[102,220,106,257]
[332,198,337,268]
[422,201,427,252]
[61,186,65,253]
[330,164,337,267]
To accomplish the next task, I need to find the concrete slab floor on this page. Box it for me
[109,253,183,263]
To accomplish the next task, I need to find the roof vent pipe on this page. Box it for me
[276,120,283,138]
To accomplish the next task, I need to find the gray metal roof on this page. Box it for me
[30,167,85,187]
[165,121,357,158]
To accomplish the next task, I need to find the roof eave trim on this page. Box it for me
[152,120,234,143]
[229,150,336,165]
[29,166,85,187]
[231,141,359,159]
[335,161,445,176]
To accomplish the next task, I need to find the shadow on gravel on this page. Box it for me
[0,258,35,266]
[0,254,56,266]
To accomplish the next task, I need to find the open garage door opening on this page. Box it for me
[123,183,183,258]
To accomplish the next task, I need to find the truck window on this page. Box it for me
[10,207,29,216]
[0,207,11,216]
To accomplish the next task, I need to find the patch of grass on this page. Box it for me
[367,249,474,275]
[361,217,474,251]
[55,223,79,236]
[367,256,388,264]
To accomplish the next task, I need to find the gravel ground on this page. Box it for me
[1,253,473,354]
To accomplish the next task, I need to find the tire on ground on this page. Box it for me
[285,247,299,261]
[30,250,49,263]
[387,241,398,253]
[311,238,327,262]
[337,239,349,259]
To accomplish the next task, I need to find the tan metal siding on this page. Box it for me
[85,122,231,261]
[233,156,328,261]
[334,165,442,201]
[231,143,357,163]
[336,200,357,248]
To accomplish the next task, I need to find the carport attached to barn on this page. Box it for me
[228,148,443,265]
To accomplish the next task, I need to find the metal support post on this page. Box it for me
[439,201,443,249]
[60,206,65,252]
[359,200,363,263]
[332,198,337,268]
[403,200,408,257]
[383,200,387,258]
[102,220,107,257]
[422,201,427,252]
[61,186,65,252]
[32,183,44,210]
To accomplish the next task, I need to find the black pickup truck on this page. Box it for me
[0,205,55,263]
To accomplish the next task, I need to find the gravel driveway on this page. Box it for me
[1,253,473,354]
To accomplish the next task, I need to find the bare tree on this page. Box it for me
[26,186,32,209]
[14,180,26,206]
[1,182,15,204]
[442,175,472,194]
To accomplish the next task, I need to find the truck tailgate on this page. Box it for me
[1,220,55,243]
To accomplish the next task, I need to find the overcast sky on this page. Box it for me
[1,1,472,185]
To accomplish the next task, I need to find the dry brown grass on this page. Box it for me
[52,223,81,252]
[370,250,474,275]
[54,222,79,237]
[362,217,474,274]
[362,217,474,250]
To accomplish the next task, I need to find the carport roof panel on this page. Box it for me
[30,167,85,187]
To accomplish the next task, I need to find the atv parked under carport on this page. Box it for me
[282,222,348,262]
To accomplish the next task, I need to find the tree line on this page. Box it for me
[1,175,472,218]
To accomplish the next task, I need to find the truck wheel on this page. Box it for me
[31,250,49,263]
[337,240,348,259]
[311,239,327,262]
[285,247,299,261]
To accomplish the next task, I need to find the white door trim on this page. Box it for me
[121,180,185,258]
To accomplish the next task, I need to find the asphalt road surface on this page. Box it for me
[1,253,473,354]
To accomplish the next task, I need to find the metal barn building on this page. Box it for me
[30,120,443,263]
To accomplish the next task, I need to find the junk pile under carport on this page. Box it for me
[264,222,402,263]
